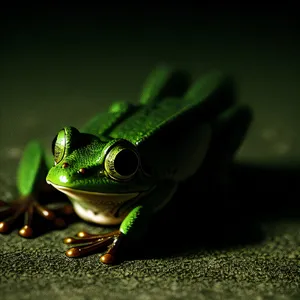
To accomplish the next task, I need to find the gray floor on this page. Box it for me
[1,10,300,300]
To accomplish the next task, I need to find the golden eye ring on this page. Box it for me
[104,144,140,181]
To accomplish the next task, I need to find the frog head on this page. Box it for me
[46,127,154,224]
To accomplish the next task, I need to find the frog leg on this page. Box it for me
[63,207,158,265]
[203,104,253,178]
[64,181,176,264]
[140,65,191,105]
[0,141,73,237]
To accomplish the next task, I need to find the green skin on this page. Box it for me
[0,66,252,264]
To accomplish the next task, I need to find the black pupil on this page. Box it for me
[114,149,138,176]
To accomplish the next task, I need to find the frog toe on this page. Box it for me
[0,198,28,234]
[19,225,34,237]
[64,229,123,264]
[0,196,74,237]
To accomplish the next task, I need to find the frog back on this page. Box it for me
[110,69,235,182]
[83,67,235,182]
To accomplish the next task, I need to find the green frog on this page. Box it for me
[0,66,252,264]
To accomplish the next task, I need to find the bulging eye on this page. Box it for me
[51,129,66,165]
[104,143,140,181]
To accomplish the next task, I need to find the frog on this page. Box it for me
[0,66,252,264]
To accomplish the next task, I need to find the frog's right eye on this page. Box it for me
[51,129,66,165]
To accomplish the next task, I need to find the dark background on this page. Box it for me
[0,4,300,300]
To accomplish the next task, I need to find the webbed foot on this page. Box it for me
[63,229,124,264]
[0,197,73,237]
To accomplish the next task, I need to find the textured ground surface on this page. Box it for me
[0,219,300,300]
[1,8,300,300]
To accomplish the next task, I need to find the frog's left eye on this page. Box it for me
[104,144,140,181]
[51,129,66,165]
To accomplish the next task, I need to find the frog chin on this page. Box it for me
[46,181,139,225]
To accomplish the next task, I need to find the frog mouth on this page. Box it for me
[47,181,140,225]
[47,182,138,199]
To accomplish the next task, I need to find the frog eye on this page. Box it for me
[104,144,140,181]
[51,129,66,165]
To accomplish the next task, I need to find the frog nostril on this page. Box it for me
[78,168,86,174]
[62,163,69,168]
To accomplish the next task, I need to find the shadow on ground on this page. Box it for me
[122,162,300,261]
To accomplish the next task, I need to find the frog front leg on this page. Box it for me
[0,141,73,237]
[63,182,176,264]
